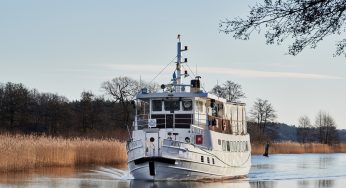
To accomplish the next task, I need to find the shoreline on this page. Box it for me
[251,142,346,155]
[1,134,346,173]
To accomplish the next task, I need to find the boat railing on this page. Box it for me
[136,114,149,129]
[135,113,193,129]
[194,112,207,126]
[127,139,143,152]
[162,138,209,150]
[163,139,183,148]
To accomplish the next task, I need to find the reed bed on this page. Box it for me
[251,141,346,155]
[0,134,127,172]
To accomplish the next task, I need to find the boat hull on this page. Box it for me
[128,157,250,180]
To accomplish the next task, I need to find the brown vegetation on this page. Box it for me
[0,134,127,172]
[1,134,346,173]
[251,142,346,155]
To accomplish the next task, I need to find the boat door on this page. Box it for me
[145,132,159,156]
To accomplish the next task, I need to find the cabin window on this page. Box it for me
[226,141,230,152]
[245,141,249,151]
[212,158,215,164]
[222,140,226,151]
[207,157,210,164]
[218,139,221,145]
[182,100,193,111]
[201,156,204,163]
[196,101,204,112]
[164,100,180,111]
[231,141,235,152]
[152,100,162,111]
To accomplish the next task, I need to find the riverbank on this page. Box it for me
[251,142,346,155]
[0,134,126,172]
[2,134,346,172]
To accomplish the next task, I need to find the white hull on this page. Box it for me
[129,159,250,180]
[127,130,251,180]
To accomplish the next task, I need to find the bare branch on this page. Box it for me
[220,0,346,56]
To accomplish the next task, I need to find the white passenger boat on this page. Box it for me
[127,36,251,180]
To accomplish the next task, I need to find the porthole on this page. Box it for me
[150,137,155,142]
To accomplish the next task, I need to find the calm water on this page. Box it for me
[1,154,346,188]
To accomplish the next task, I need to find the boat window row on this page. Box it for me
[201,156,215,165]
[218,139,249,152]
[152,99,193,112]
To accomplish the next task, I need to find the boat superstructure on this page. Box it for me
[127,36,251,180]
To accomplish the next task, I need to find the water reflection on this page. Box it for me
[249,181,276,188]
[130,180,250,188]
[297,180,310,188]
[318,155,334,169]
[316,179,334,188]
[1,154,346,188]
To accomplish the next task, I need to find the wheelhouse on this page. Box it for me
[134,91,247,135]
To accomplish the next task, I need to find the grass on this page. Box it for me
[0,134,127,172]
[1,133,346,172]
[251,141,346,155]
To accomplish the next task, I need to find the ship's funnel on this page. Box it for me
[190,76,201,93]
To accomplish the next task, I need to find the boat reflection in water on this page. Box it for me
[129,180,250,188]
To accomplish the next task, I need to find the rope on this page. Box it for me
[148,56,177,85]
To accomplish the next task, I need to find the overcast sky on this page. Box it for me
[1,0,345,128]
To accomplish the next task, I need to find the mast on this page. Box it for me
[176,34,188,92]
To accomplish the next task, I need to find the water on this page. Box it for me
[1,154,346,188]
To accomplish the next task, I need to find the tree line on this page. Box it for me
[210,80,340,145]
[0,78,340,144]
[0,82,128,139]
[297,112,339,145]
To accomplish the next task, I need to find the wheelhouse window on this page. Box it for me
[164,100,180,111]
[182,100,193,111]
[152,100,162,111]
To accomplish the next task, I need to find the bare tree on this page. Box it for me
[315,111,339,144]
[141,81,160,93]
[101,77,140,131]
[297,115,312,143]
[299,115,312,128]
[210,81,245,102]
[101,77,140,103]
[210,84,224,98]
[249,98,277,133]
[220,0,346,56]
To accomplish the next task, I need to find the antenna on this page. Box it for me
[139,75,142,89]
[175,34,188,92]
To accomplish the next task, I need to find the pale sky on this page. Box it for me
[1,0,345,128]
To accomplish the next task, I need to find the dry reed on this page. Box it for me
[0,134,127,172]
[251,141,346,155]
